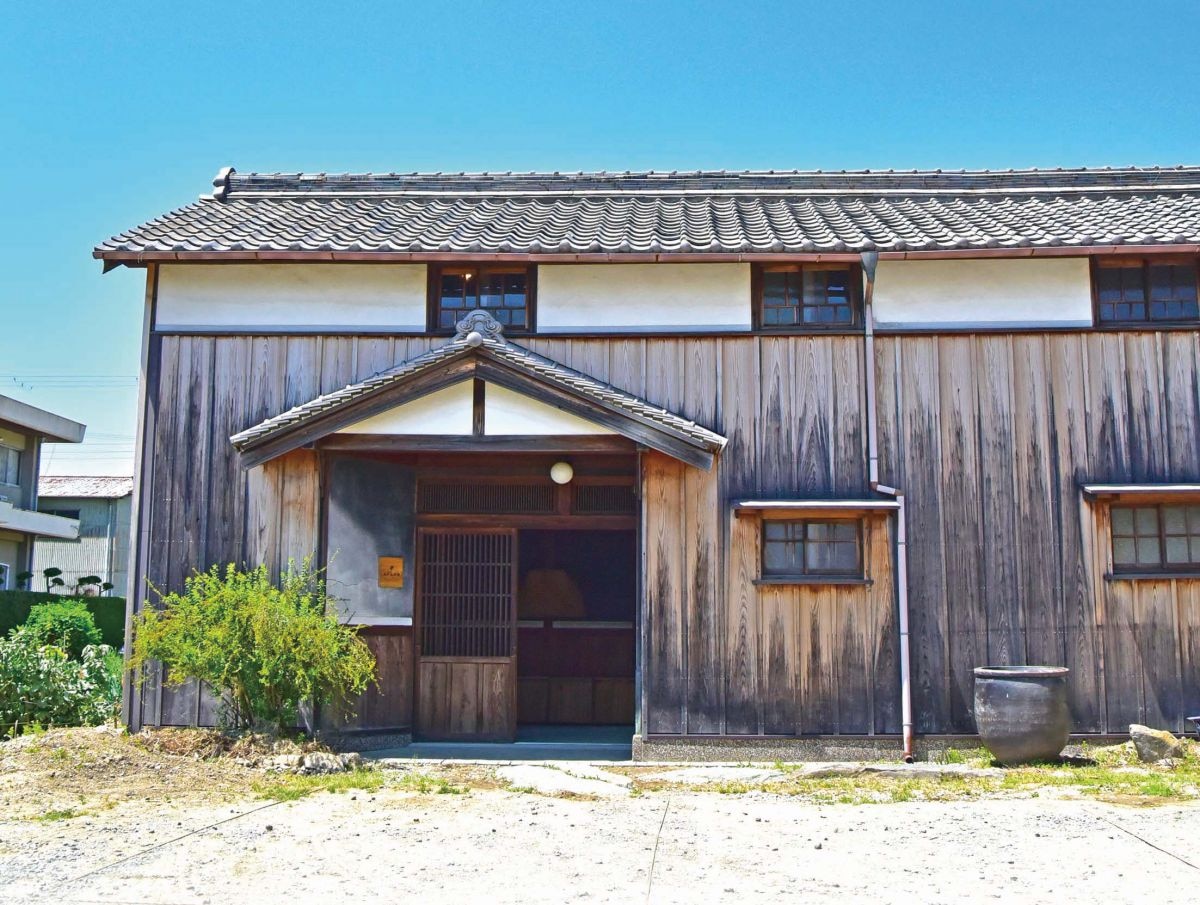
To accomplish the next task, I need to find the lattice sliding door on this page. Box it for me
[415,528,518,741]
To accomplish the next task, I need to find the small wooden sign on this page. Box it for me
[378,556,405,589]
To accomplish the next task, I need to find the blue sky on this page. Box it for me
[3,0,1198,474]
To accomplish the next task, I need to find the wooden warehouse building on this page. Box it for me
[98,166,1200,758]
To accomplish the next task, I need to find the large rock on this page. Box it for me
[296,751,363,775]
[1129,724,1183,763]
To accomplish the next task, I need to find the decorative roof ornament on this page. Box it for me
[454,310,504,346]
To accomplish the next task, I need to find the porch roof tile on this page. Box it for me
[230,313,727,464]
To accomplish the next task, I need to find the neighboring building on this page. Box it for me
[34,476,133,597]
[98,166,1200,756]
[0,395,85,589]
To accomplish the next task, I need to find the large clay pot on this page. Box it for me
[973,666,1071,765]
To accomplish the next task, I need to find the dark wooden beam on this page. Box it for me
[317,434,638,453]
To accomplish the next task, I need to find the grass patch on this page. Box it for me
[252,769,384,802]
[397,772,466,795]
[34,808,82,821]
[998,763,1198,801]
[627,744,1200,806]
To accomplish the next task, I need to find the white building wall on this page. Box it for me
[151,258,1097,334]
[338,382,475,435]
[155,263,428,331]
[871,258,1093,328]
[484,385,615,435]
[536,263,752,331]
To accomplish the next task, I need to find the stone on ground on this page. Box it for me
[644,766,786,784]
[1129,724,1183,763]
[548,762,632,787]
[497,764,627,797]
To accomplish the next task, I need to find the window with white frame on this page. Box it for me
[0,446,20,486]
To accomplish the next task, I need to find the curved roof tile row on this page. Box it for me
[97,167,1200,257]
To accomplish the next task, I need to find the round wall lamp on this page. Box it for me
[549,461,574,485]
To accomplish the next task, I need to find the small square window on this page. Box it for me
[1095,258,1199,326]
[1111,502,1200,574]
[762,518,863,579]
[757,265,860,331]
[430,265,534,333]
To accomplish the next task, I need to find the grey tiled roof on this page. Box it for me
[230,312,727,456]
[97,166,1200,258]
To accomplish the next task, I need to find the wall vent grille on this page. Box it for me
[418,481,555,515]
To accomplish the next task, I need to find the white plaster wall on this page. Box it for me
[484,385,615,435]
[872,258,1093,327]
[155,264,428,330]
[338,382,473,435]
[537,264,752,331]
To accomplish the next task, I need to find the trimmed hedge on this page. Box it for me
[0,591,126,649]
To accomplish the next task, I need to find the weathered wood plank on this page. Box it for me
[977,336,1023,670]
[892,336,951,733]
[834,582,871,734]
[205,338,251,569]
[1050,335,1104,731]
[720,338,760,733]
[278,450,320,568]
[1136,580,1182,731]
[831,337,866,497]
[1011,336,1065,674]
[1163,332,1200,482]
[937,337,986,728]
[794,337,834,498]
[868,516,901,734]
[1122,333,1169,483]
[644,452,685,734]
[684,449,722,733]
[759,586,796,734]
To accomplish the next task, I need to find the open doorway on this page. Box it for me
[515,529,636,739]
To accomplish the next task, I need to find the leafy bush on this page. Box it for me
[0,630,120,738]
[0,591,125,648]
[129,562,376,733]
[22,600,103,659]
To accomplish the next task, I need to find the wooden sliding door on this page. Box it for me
[415,528,518,741]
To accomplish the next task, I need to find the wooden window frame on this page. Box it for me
[1109,502,1200,577]
[1090,255,1200,329]
[427,264,537,335]
[760,517,865,582]
[752,263,863,333]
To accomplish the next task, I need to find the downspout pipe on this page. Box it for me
[860,251,915,763]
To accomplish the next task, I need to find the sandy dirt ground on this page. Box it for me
[3,784,1198,904]
[2,730,1198,904]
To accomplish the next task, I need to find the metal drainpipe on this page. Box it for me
[860,251,915,763]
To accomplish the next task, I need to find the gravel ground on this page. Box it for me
[2,785,1198,904]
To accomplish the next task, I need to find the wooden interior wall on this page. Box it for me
[137,329,1200,735]
[876,332,1200,734]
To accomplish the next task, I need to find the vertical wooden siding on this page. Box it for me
[876,332,1200,733]
[139,330,1200,735]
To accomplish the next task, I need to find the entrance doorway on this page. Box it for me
[411,453,638,743]
[515,529,636,730]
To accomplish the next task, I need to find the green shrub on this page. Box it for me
[0,630,120,738]
[129,561,376,734]
[0,591,125,648]
[21,601,103,659]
